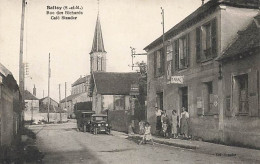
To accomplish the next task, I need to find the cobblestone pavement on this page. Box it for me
[28,121,257,164]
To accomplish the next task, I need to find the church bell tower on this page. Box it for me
[90,12,106,73]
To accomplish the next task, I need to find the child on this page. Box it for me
[162,121,168,137]
[161,111,169,137]
[139,122,154,145]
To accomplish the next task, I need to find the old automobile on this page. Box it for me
[90,114,111,134]
[76,110,95,132]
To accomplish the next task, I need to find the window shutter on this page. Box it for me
[211,94,219,114]
[175,40,179,70]
[171,42,175,73]
[187,33,190,67]
[249,69,259,116]
[211,18,217,57]
[154,51,157,77]
[196,27,201,62]
[161,48,165,74]
[202,84,208,114]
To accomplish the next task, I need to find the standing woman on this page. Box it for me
[155,107,162,135]
[180,107,189,139]
[171,110,178,138]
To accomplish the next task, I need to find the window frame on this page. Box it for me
[154,48,165,78]
[196,18,217,63]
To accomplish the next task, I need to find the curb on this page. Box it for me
[153,139,198,149]
[127,135,198,150]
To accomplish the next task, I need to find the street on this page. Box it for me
[28,121,251,164]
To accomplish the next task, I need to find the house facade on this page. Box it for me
[60,76,92,117]
[0,63,23,157]
[24,90,39,121]
[91,72,140,132]
[217,15,260,148]
[145,0,259,147]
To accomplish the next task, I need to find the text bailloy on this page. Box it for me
[47,6,62,10]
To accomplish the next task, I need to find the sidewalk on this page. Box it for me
[111,131,260,162]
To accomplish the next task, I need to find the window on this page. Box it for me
[196,18,217,62]
[179,36,189,69]
[173,34,190,70]
[97,57,100,71]
[154,48,165,77]
[114,95,125,110]
[156,92,163,110]
[233,74,249,114]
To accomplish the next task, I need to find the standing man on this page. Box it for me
[180,107,189,139]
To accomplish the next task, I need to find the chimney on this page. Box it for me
[202,0,205,6]
[33,84,36,96]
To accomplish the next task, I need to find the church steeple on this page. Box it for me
[89,2,107,73]
[90,15,106,54]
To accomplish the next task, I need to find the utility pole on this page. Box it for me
[43,90,44,98]
[47,53,51,123]
[161,7,165,56]
[59,84,62,122]
[19,0,26,99]
[129,47,146,70]
[65,82,67,111]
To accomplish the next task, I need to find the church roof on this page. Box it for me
[90,15,106,54]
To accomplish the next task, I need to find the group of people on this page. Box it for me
[156,106,190,139]
[138,106,190,145]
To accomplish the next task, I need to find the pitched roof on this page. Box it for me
[24,90,38,100]
[144,0,259,51]
[90,15,106,54]
[72,76,87,87]
[0,63,12,77]
[60,93,82,103]
[40,97,59,104]
[93,72,140,95]
[217,14,260,61]
[0,63,19,91]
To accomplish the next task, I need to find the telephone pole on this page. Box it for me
[161,7,165,54]
[19,0,26,99]
[47,53,51,123]
[65,82,67,110]
[59,83,62,122]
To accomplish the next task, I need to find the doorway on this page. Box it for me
[180,87,188,111]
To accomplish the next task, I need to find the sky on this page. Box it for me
[0,0,207,101]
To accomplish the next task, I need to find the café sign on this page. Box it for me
[171,76,184,84]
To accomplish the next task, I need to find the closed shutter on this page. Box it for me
[196,27,201,62]
[202,84,208,114]
[249,69,259,116]
[187,33,190,67]
[174,40,179,70]
[154,51,157,77]
[161,48,165,74]
[211,18,217,58]
[211,94,219,114]
[171,42,175,74]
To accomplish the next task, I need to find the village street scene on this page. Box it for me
[0,0,260,163]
